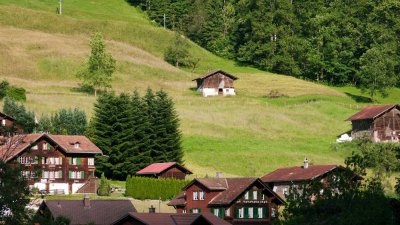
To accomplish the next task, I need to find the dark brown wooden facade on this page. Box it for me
[3,134,102,194]
[168,178,284,225]
[0,111,16,136]
[347,105,400,142]
[136,162,192,180]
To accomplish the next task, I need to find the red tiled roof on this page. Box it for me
[261,165,338,183]
[0,133,102,162]
[167,192,186,206]
[113,212,232,225]
[43,199,135,225]
[346,104,398,121]
[192,70,238,81]
[169,178,285,207]
[136,162,192,175]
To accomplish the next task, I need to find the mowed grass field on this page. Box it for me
[1,0,399,180]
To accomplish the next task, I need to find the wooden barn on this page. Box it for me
[346,104,400,142]
[136,162,192,180]
[193,70,238,97]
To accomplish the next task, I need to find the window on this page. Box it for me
[43,143,48,150]
[253,190,258,200]
[31,145,38,150]
[248,207,253,218]
[225,208,230,217]
[49,171,55,179]
[55,171,62,179]
[238,208,244,218]
[69,157,82,165]
[273,186,277,192]
[193,191,198,200]
[213,208,219,217]
[244,191,249,200]
[88,158,95,166]
[69,171,84,179]
[19,156,31,165]
[74,143,80,148]
[192,208,199,214]
[42,171,49,179]
[54,157,62,165]
[182,210,187,214]
[271,208,276,218]
[1,119,5,126]
[21,171,30,178]
[199,191,205,200]
[258,207,263,218]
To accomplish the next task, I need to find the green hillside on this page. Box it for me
[0,0,399,178]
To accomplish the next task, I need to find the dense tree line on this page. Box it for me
[131,0,400,97]
[126,176,189,200]
[37,108,87,135]
[89,89,183,180]
[3,97,35,133]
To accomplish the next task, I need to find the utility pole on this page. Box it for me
[163,13,166,29]
[59,0,62,15]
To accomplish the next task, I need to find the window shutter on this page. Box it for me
[189,208,193,213]
[258,191,262,200]
[47,143,51,150]
[69,171,72,179]
[263,207,267,218]
[59,157,63,165]
[59,171,62,178]
[219,208,224,218]
[244,207,249,219]
[81,171,84,179]
[210,208,214,213]
[235,208,239,218]
[198,208,201,213]
[254,207,259,218]
[77,157,81,165]
[69,158,72,165]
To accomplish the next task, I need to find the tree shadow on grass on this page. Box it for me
[345,92,373,103]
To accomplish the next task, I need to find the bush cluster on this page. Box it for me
[125,176,189,200]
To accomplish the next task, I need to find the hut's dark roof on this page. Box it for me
[113,212,232,225]
[192,70,238,81]
[346,104,398,121]
[43,199,136,225]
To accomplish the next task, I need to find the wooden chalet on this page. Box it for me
[260,160,361,199]
[0,133,103,194]
[168,178,285,225]
[0,111,17,136]
[346,104,400,142]
[136,162,192,180]
[38,195,136,225]
[112,212,231,225]
[193,70,238,97]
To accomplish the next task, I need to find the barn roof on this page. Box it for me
[261,165,338,183]
[42,198,135,225]
[0,111,15,121]
[346,104,399,121]
[169,178,284,207]
[112,212,232,225]
[0,133,102,162]
[136,162,192,175]
[192,70,238,81]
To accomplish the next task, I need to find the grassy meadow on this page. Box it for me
[0,0,399,187]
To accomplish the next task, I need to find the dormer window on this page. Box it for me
[74,143,80,148]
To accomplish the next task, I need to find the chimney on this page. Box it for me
[303,158,309,169]
[83,194,90,208]
[149,205,156,213]
[216,172,223,178]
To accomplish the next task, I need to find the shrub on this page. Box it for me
[0,80,26,101]
[125,176,190,200]
[97,173,111,196]
[266,89,286,98]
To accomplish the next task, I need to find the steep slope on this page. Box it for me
[0,0,395,177]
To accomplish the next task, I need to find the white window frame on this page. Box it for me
[192,208,199,214]
[238,208,244,218]
[199,191,205,200]
[213,208,219,217]
[49,171,55,179]
[271,208,276,217]
[273,186,277,192]
[43,143,48,150]
[31,145,38,150]
[1,119,5,126]
[225,208,230,217]
[248,207,253,218]
[244,191,249,200]
[74,143,80,148]
[258,207,263,218]
[253,190,258,200]
[182,209,187,214]
[193,191,198,200]
[88,158,95,166]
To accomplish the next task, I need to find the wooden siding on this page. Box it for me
[14,137,96,193]
[159,167,187,180]
[201,72,235,89]
[351,107,400,142]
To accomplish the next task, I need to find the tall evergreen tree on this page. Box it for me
[3,97,35,133]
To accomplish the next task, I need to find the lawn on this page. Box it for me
[0,0,399,189]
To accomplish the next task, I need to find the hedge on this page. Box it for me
[125,176,190,200]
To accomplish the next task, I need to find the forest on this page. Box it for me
[131,0,400,97]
